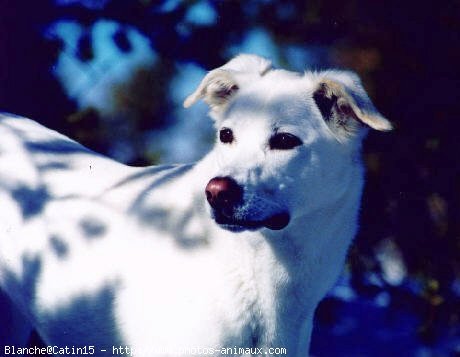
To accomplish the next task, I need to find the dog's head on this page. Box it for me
[184,54,392,232]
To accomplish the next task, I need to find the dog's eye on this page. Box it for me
[219,128,234,144]
[269,133,302,150]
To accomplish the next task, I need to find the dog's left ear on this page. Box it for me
[312,71,392,134]
[183,54,273,111]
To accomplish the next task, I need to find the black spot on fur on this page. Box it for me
[49,235,69,258]
[80,218,106,239]
[11,185,49,220]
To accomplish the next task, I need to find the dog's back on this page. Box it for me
[0,115,126,346]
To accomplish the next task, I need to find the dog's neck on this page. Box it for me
[243,172,363,354]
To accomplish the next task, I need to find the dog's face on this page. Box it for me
[185,55,392,232]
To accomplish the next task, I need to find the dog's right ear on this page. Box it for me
[183,54,273,111]
[183,69,239,110]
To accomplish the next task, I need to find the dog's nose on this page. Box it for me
[205,177,243,210]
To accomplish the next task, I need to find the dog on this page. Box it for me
[0,54,391,356]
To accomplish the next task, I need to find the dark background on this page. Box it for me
[1,0,459,355]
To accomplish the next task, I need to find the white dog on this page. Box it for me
[0,54,391,356]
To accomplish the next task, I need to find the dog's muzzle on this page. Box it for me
[205,177,290,231]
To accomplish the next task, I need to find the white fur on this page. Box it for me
[0,55,391,356]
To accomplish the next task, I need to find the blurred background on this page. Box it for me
[0,0,459,355]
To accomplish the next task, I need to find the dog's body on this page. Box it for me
[0,55,391,356]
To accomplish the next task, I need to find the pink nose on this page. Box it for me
[205,177,243,209]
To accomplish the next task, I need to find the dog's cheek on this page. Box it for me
[282,166,318,214]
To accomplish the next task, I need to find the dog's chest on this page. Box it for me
[214,236,295,347]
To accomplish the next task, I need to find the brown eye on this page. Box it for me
[219,128,234,144]
[269,133,302,150]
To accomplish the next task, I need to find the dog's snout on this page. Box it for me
[205,177,243,210]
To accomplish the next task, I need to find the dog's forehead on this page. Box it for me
[223,70,322,131]
[245,69,310,95]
